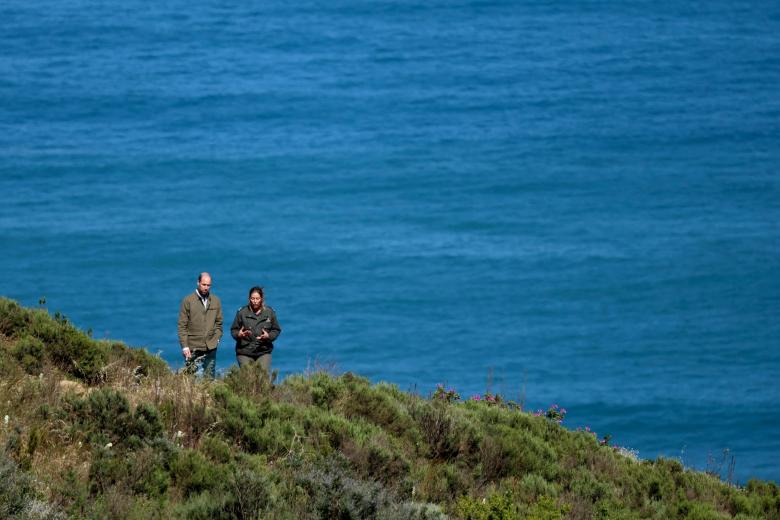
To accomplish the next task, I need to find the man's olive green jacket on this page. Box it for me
[178,291,223,351]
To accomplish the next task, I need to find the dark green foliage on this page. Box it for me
[478,425,558,482]
[223,465,275,519]
[90,445,171,498]
[158,386,217,449]
[309,371,345,409]
[131,402,165,440]
[0,451,36,517]
[295,466,397,520]
[11,335,44,375]
[0,297,166,383]
[213,385,296,456]
[223,360,275,400]
[171,449,228,496]
[0,451,64,519]
[109,341,168,379]
[336,377,422,446]
[455,491,520,520]
[225,363,273,400]
[413,400,479,462]
[525,495,571,520]
[737,480,780,519]
[171,461,273,519]
[200,435,233,464]
[0,298,28,338]
[59,388,165,448]
[46,324,108,383]
[21,308,108,382]
[58,468,91,518]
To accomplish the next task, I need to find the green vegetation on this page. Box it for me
[0,296,778,519]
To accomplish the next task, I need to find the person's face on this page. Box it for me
[198,276,212,297]
[249,291,263,311]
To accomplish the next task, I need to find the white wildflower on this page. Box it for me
[104,442,113,449]
[615,446,639,462]
[3,415,8,427]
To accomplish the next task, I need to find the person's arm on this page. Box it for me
[266,308,281,342]
[230,310,243,340]
[215,300,223,342]
[177,298,191,359]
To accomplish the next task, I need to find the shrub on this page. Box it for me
[223,361,274,401]
[0,298,29,338]
[309,372,345,410]
[454,491,519,520]
[520,473,559,501]
[414,402,476,462]
[295,466,397,520]
[213,385,297,456]
[171,449,228,496]
[107,341,169,380]
[525,495,571,520]
[11,336,45,375]
[132,403,165,440]
[173,491,229,520]
[568,468,613,504]
[89,445,171,499]
[223,465,275,519]
[418,462,469,503]
[0,450,36,517]
[676,500,724,520]
[157,375,217,449]
[339,433,410,487]
[200,435,232,464]
[337,378,420,443]
[479,424,558,481]
[59,388,166,448]
[742,479,780,519]
[15,306,109,383]
[0,451,65,519]
[433,385,461,403]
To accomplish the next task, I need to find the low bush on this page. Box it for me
[89,445,171,499]
[223,361,274,401]
[0,299,29,338]
[57,388,166,449]
[171,449,228,497]
[11,335,44,375]
[454,490,519,520]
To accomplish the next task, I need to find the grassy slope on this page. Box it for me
[0,297,778,520]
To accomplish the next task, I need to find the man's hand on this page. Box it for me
[238,326,253,338]
[182,347,192,360]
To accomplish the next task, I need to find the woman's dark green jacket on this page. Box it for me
[230,305,281,357]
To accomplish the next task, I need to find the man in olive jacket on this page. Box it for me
[178,272,223,378]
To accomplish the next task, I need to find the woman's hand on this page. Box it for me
[238,326,253,338]
[257,329,270,340]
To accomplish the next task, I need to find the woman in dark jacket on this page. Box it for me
[230,286,281,374]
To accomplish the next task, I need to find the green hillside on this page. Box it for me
[0,297,777,519]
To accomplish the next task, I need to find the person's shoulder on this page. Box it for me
[264,306,277,314]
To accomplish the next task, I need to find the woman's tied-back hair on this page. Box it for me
[248,286,264,299]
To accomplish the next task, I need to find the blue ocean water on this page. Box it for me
[1,0,779,483]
